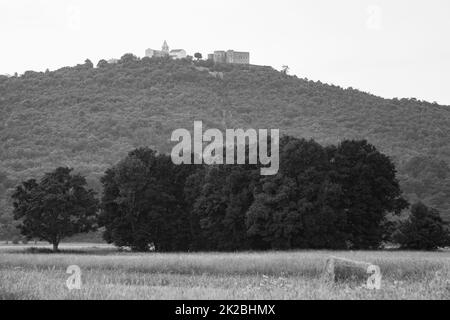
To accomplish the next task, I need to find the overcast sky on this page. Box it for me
[1,0,449,105]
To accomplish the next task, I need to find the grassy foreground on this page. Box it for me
[0,244,449,300]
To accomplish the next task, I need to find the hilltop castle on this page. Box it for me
[144,41,250,65]
[145,41,187,60]
[207,50,250,65]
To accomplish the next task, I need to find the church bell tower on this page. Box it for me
[162,40,169,54]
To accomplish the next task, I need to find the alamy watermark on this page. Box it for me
[171,121,279,176]
[366,5,383,31]
[366,264,382,290]
[66,265,82,290]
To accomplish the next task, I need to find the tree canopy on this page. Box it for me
[100,138,408,251]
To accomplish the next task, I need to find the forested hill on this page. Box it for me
[0,55,450,221]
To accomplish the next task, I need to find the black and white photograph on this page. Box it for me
[0,0,449,306]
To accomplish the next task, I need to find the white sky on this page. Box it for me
[1,0,449,105]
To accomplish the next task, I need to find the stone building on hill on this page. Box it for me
[208,50,250,64]
[145,41,187,60]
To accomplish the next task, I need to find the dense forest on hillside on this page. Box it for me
[0,54,450,239]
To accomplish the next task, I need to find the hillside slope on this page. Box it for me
[0,55,449,221]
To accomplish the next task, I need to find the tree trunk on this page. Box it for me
[52,242,59,252]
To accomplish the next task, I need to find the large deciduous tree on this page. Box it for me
[99,148,195,252]
[12,167,98,251]
[328,140,409,249]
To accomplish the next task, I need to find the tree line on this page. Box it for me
[11,136,450,252]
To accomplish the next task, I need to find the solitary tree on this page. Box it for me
[12,167,98,252]
[281,65,290,75]
[194,53,203,61]
[393,202,450,250]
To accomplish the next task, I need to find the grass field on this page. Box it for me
[0,243,449,300]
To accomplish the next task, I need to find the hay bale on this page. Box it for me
[323,256,375,283]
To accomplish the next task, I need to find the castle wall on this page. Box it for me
[226,50,250,64]
[213,51,227,64]
[211,50,250,64]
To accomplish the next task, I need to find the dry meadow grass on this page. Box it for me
[0,244,449,300]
